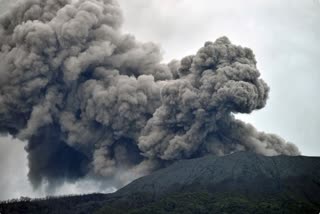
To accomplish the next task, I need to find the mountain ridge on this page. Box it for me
[116,151,320,199]
[1,152,320,213]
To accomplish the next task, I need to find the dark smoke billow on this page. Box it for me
[0,0,299,189]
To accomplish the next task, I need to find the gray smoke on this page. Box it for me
[0,0,299,189]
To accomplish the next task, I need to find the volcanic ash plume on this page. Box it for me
[0,0,300,189]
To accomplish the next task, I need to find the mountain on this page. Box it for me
[1,152,320,214]
[116,151,320,198]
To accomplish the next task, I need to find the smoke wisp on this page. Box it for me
[0,0,299,190]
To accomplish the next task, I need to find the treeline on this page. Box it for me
[1,191,319,214]
[0,193,106,204]
[0,193,109,214]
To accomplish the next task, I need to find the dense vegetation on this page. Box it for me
[96,192,320,214]
[1,191,319,214]
[0,194,109,214]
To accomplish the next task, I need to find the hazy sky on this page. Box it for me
[0,0,320,200]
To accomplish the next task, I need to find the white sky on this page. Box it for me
[0,0,320,200]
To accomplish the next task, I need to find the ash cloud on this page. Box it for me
[0,0,299,189]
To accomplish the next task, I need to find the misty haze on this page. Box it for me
[0,0,319,213]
